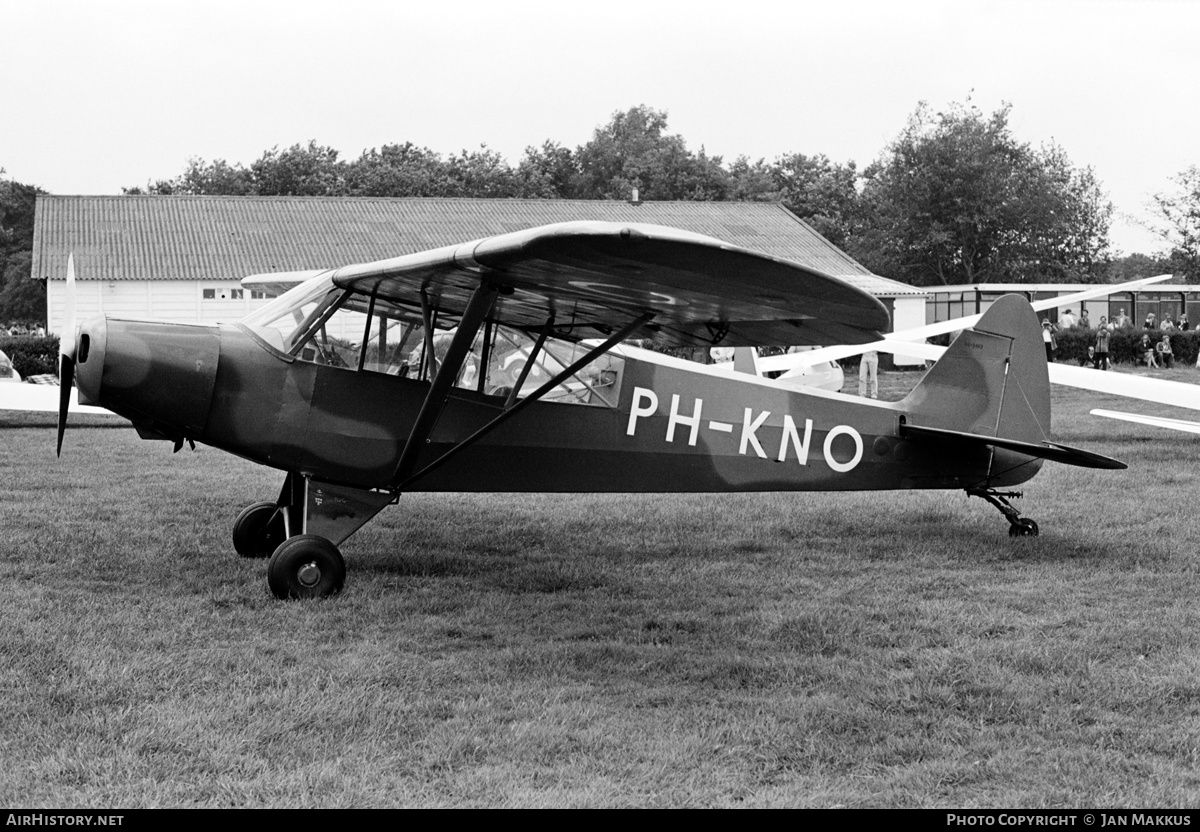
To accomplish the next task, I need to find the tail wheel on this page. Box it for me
[232,501,286,558]
[1008,518,1039,537]
[267,535,346,600]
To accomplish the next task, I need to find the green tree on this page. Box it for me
[250,141,347,196]
[445,145,526,197]
[0,250,43,322]
[573,105,730,200]
[344,142,454,196]
[0,173,45,323]
[1149,165,1200,279]
[515,141,580,198]
[772,153,860,248]
[726,156,778,202]
[851,101,1113,286]
[124,157,255,195]
[1104,252,1173,283]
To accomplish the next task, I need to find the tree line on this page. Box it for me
[3,101,1199,324]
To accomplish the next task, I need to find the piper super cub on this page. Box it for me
[55,222,1124,599]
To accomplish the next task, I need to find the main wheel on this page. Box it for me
[232,501,286,558]
[267,535,346,600]
[1007,518,1039,537]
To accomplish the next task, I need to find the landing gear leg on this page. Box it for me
[967,488,1039,537]
[261,472,397,600]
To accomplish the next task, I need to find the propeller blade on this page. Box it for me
[57,354,75,456]
[57,255,78,456]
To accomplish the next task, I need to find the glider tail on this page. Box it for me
[900,294,1123,478]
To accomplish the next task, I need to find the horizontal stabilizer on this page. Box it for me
[902,422,1127,470]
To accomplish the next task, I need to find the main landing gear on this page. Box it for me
[234,501,344,599]
[967,487,1039,537]
[266,535,346,600]
[232,501,287,558]
[233,472,396,600]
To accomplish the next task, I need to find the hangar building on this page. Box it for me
[31,195,927,352]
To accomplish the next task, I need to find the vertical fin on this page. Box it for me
[902,295,1050,444]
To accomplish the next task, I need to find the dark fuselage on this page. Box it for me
[76,317,1039,495]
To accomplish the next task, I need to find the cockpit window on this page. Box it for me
[240,274,341,353]
[239,276,622,406]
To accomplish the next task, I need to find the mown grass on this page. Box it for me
[2,372,1200,807]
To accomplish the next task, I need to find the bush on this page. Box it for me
[0,335,60,378]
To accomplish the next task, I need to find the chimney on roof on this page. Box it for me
[630,187,640,205]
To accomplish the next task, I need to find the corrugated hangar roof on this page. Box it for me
[32,195,922,297]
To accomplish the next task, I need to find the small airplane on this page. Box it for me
[51,221,1125,600]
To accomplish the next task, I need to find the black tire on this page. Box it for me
[1008,518,1039,537]
[267,535,346,600]
[232,501,286,558]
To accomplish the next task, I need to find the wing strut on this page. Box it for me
[392,282,500,486]
[419,288,439,379]
[395,312,652,492]
[505,316,554,409]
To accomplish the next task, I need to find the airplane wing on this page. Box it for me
[1089,409,1200,434]
[0,381,113,415]
[1048,364,1200,411]
[317,221,890,348]
[241,270,327,298]
[757,274,1175,374]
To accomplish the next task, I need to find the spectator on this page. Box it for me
[1145,312,1157,329]
[1094,324,1110,370]
[1079,309,1092,329]
[1059,308,1077,328]
[1139,333,1158,368]
[1157,335,1174,368]
[1041,319,1058,362]
[1179,313,1190,331]
[1115,308,1131,327]
[858,350,878,399]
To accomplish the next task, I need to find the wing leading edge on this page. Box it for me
[327,221,890,348]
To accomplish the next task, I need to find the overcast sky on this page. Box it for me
[3,0,1196,255]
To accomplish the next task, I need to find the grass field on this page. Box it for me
[2,370,1199,807]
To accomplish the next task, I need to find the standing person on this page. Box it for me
[1042,319,1058,362]
[1179,313,1190,331]
[858,350,878,399]
[1115,308,1130,328]
[1079,309,1092,329]
[1145,312,1157,329]
[1094,324,1110,370]
[1059,308,1077,328]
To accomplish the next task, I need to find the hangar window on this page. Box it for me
[202,287,244,300]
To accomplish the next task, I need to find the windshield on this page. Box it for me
[240,273,340,353]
